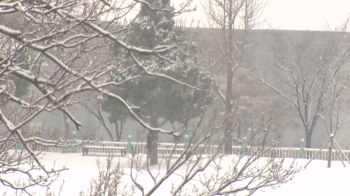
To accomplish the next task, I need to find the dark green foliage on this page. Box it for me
[102,0,212,131]
[14,53,30,98]
[0,48,30,100]
[101,95,129,127]
[14,77,29,97]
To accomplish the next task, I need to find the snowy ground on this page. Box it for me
[1,152,350,196]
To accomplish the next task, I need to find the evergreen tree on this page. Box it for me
[0,48,30,102]
[13,51,30,98]
[101,97,129,141]
[103,0,212,164]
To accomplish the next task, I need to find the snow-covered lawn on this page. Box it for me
[257,160,350,196]
[1,152,350,195]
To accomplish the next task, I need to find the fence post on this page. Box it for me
[300,139,305,159]
[72,131,77,153]
[126,135,133,154]
[241,137,247,155]
[184,135,189,149]
[16,139,22,150]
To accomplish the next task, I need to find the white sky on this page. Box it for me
[184,0,350,30]
[107,0,349,30]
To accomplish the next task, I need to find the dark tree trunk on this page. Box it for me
[305,131,312,148]
[116,133,121,142]
[111,120,125,141]
[305,131,313,158]
[149,116,158,165]
[115,122,121,141]
[174,135,180,143]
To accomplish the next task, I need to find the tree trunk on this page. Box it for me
[305,131,312,148]
[223,0,234,155]
[116,131,121,141]
[62,113,69,153]
[305,131,313,159]
[235,123,242,145]
[149,116,158,165]
[224,64,233,154]
[174,135,180,143]
[115,122,120,141]
[327,137,333,168]
[327,110,334,168]
[111,120,125,142]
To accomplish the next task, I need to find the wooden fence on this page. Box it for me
[8,139,350,161]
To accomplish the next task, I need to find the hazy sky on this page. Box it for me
[186,0,350,30]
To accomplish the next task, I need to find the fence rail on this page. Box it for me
[8,139,350,161]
